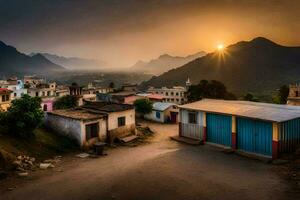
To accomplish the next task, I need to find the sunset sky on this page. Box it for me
[1,0,300,67]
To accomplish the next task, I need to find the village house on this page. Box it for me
[96,91,137,104]
[145,102,179,123]
[45,108,107,148]
[27,82,57,112]
[147,78,191,105]
[178,99,300,160]
[82,83,114,102]
[83,102,136,143]
[0,88,12,111]
[121,83,138,92]
[0,78,27,100]
[45,102,136,147]
[55,85,70,98]
[287,84,300,105]
[23,75,44,87]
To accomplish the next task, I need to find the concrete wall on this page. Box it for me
[107,109,135,130]
[107,109,136,143]
[11,88,27,100]
[45,114,82,146]
[45,114,107,148]
[145,110,165,123]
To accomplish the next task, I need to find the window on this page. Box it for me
[5,95,9,101]
[47,91,51,96]
[156,111,161,119]
[176,92,179,96]
[14,93,17,97]
[118,116,126,127]
[86,123,99,140]
[166,92,169,96]
[296,91,299,97]
[171,92,174,96]
[188,112,197,124]
[2,95,5,102]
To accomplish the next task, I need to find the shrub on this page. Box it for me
[54,95,78,109]
[4,94,44,137]
[134,99,153,116]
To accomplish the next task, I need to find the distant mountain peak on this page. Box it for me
[131,51,206,75]
[0,41,65,75]
[158,54,172,59]
[250,37,277,45]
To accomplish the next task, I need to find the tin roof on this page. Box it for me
[179,99,300,122]
[153,102,177,111]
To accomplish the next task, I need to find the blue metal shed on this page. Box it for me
[237,117,273,156]
[279,118,300,153]
[207,113,232,147]
[179,99,300,159]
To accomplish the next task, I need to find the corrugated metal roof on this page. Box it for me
[179,99,300,122]
[153,102,177,111]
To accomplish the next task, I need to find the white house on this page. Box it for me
[45,102,136,147]
[45,108,107,148]
[145,102,179,123]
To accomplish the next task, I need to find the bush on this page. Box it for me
[134,99,153,116]
[3,94,44,137]
[54,95,78,109]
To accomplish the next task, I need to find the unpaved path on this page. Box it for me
[1,122,298,200]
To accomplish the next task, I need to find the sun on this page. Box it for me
[217,44,224,51]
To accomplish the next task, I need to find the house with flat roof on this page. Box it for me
[178,99,300,160]
[45,108,107,148]
[83,102,136,143]
[45,102,136,147]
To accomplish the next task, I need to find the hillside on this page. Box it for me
[0,41,65,76]
[131,51,206,75]
[141,37,300,96]
[30,53,107,70]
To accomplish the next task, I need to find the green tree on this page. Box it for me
[273,85,289,104]
[54,95,78,109]
[243,93,259,102]
[134,99,153,116]
[187,80,236,102]
[4,94,43,137]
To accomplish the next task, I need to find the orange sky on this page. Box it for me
[1,0,300,67]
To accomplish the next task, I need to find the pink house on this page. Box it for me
[41,99,54,112]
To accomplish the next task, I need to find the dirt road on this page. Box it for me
[1,122,298,200]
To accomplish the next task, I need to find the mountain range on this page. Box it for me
[141,37,300,96]
[0,41,65,76]
[130,51,206,75]
[30,53,107,70]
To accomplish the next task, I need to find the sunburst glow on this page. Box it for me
[217,44,224,51]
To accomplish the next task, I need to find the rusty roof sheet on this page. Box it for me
[179,99,300,122]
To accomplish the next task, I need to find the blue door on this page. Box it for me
[207,113,232,147]
[237,118,272,156]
